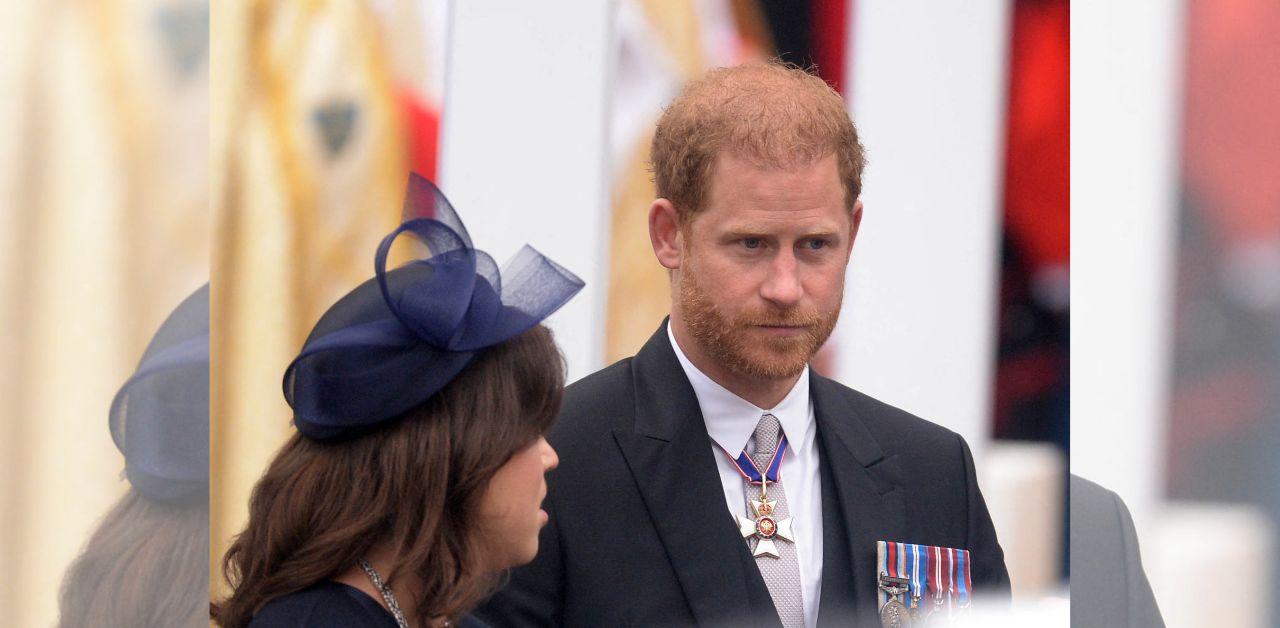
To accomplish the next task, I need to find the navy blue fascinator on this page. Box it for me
[284,174,584,440]
[109,284,210,503]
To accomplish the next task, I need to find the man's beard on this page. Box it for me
[678,267,841,380]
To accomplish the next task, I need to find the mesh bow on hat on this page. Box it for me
[109,284,210,503]
[283,173,584,440]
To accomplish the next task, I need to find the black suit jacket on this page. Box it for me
[478,322,1010,627]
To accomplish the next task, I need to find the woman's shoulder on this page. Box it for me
[248,581,398,628]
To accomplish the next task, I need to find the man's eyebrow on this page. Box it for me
[719,228,768,238]
[798,228,843,238]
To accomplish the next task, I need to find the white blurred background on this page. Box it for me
[1074,1,1280,626]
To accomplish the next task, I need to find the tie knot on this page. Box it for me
[753,413,782,459]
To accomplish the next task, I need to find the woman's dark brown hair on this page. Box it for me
[212,324,564,627]
[58,491,209,627]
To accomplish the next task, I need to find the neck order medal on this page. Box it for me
[725,436,796,558]
[737,477,796,558]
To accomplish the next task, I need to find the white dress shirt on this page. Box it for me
[668,325,824,628]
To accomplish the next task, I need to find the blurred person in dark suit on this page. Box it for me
[1070,475,1165,628]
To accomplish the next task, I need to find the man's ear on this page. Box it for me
[847,199,864,255]
[649,198,682,270]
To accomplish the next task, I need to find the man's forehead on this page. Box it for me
[701,157,844,206]
[706,152,842,198]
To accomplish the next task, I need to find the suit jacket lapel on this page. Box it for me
[612,322,778,627]
[811,374,907,623]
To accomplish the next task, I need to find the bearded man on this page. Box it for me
[478,62,1010,628]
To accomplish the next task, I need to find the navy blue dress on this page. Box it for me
[249,581,397,627]
[248,581,489,628]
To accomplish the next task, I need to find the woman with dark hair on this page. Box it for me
[59,284,210,627]
[212,175,583,628]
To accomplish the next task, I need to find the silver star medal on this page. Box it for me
[735,478,795,558]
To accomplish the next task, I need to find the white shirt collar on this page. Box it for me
[667,322,813,456]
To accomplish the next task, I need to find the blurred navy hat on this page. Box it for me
[283,173,584,441]
[109,283,210,504]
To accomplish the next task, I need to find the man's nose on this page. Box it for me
[542,438,560,471]
[759,250,803,307]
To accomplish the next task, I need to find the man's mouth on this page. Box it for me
[754,324,806,335]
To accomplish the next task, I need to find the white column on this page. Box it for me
[439,0,615,383]
[833,1,1011,452]
[1069,0,1185,526]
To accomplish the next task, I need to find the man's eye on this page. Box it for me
[805,239,828,250]
[742,238,762,249]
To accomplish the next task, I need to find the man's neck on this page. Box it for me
[669,316,801,409]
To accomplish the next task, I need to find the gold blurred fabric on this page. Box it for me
[210,0,405,604]
[0,0,210,624]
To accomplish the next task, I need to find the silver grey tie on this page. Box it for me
[744,413,805,628]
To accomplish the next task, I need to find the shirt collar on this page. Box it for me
[667,323,813,456]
